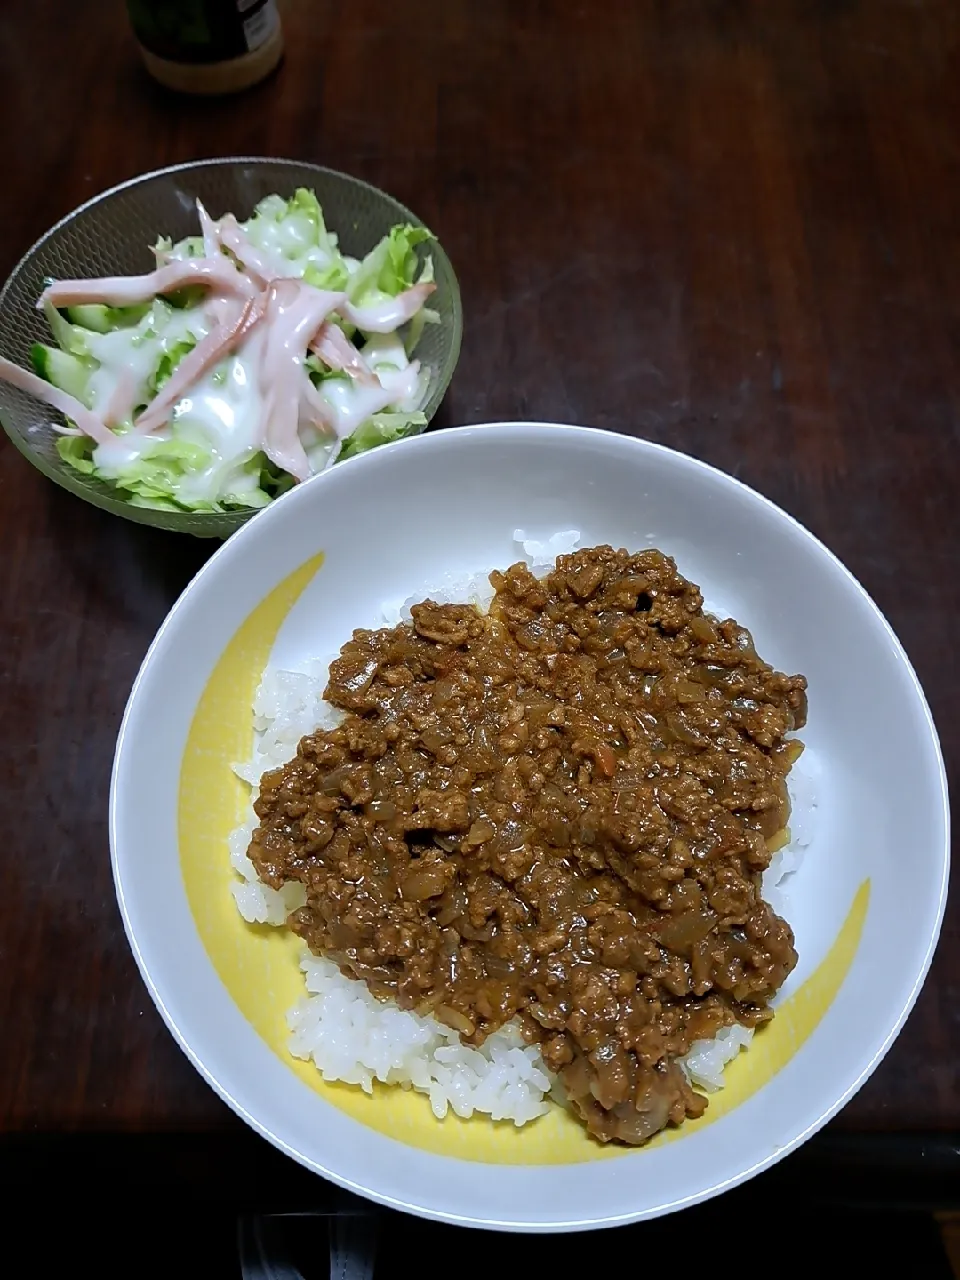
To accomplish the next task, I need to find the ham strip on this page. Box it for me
[39,256,255,309]
[135,294,265,434]
[337,281,435,333]
[196,200,221,260]
[103,367,140,429]
[218,215,278,286]
[310,321,377,386]
[260,282,345,482]
[0,357,114,445]
[300,374,337,433]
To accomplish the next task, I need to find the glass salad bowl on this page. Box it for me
[0,158,462,538]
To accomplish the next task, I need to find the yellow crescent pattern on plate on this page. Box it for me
[178,553,870,1165]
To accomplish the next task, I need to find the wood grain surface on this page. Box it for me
[0,0,955,1153]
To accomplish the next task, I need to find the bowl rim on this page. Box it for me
[0,155,463,535]
[109,421,951,1230]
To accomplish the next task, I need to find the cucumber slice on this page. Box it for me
[30,343,92,404]
[65,303,149,331]
[64,304,113,333]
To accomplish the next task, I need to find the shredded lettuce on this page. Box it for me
[339,412,427,460]
[149,336,198,394]
[348,224,434,304]
[61,432,205,504]
[304,353,350,385]
[158,233,206,262]
[403,256,439,354]
[104,437,211,502]
[38,188,438,513]
[56,435,96,474]
[285,188,329,241]
[220,454,278,510]
[243,187,341,263]
[303,260,349,292]
[42,300,93,359]
[167,285,207,310]
[58,429,295,513]
[59,400,427,510]
[259,457,297,499]
[128,495,181,510]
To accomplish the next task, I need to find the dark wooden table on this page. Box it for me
[1,0,957,1246]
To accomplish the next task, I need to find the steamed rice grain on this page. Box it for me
[290,954,551,1123]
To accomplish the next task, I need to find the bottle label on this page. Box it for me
[127,0,281,65]
[238,0,280,52]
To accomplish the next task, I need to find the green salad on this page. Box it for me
[0,189,439,512]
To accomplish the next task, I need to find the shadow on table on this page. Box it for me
[1,1130,958,1276]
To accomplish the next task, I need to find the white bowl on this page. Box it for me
[110,422,949,1231]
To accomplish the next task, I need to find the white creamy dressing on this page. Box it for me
[79,218,424,506]
[91,312,271,501]
[163,237,204,263]
[317,378,394,437]
[169,210,355,282]
[85,305,208,419]
[314,332,418,428]
[348,292,425,331]
[361,332,409,366]
[168,336,271,505]
[87,303,419,503]
[378,364,427,410]
[318,333,426,433]
[246,212,342,281]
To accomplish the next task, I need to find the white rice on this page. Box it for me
[290,953,552,1123]
[229,530,817,1119]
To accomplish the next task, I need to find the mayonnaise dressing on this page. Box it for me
[318,377,399,437]
[315,331,427,434]
[81,271,422,506]
[375,364,426,412]
[92,326,268,506]
[361,331,411,369]
[362,334,430,411]
[85,304,210,422]
[246,214,341,280]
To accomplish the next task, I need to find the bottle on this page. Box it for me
[126,1,284,96]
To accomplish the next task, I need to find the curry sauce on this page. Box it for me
[250,547,807,1144]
